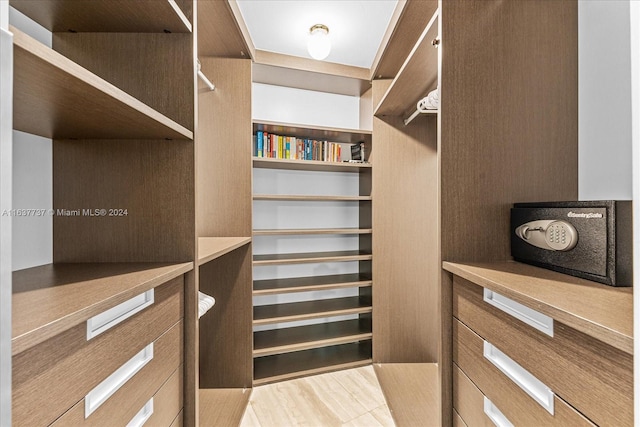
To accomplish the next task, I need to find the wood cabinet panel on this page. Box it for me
[453,364,504,427]
[454,319,594,427]
[52,322,183,426]
[453,277,632,426]
[13,277,183,426]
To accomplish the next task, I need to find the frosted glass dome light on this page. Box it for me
[307,24,330,60]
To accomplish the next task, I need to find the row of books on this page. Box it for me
[254,131,343,162]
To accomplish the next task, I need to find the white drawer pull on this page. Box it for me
[484,340,555,415]
[483,396,514,427]
[127,397,154,427]
[85,343,154,418]
[483,288,553,337]
[87,289,154,340]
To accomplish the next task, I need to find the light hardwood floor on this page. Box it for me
[240,366,395,427]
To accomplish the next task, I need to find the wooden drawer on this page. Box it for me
[453,363,512,427]
[52,321,183,426]
[170,410,184,427]
[453,409,468,427]
[13,276,184,427]
[453,319,594,426]
[453,276,632,427]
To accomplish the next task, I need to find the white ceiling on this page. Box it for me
[235,0,398,69]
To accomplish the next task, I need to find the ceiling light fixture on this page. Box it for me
[307,24,330,60]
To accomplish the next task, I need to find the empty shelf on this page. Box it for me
[253,157,371,173]
[11,0,192,33]
[253,195,372,201]
[198,237,251,266]
[253,341,372,386]
[254,319,372,357]
[12,26,193,140]
[253,228,372,236]
[253,250,372,266]
[374,9,439,117]
[253,273,372,296]
[253,296,372,326]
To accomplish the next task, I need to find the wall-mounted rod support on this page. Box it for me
[197,59,215,91]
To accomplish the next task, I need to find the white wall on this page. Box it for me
[9,8,53,271]
[579,0,633,200]
[252,83,365,330]
[12,131,52,271]
[252,83,360,129]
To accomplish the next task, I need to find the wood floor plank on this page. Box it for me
[243,366,395,427]
[332,365,388,412]
[374,363,439,427]
[371,405,396,427]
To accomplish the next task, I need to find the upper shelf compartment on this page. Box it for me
[253,121,372,145]
[11,26,193,140]
[374,9,439,118]
[10,0,192,33]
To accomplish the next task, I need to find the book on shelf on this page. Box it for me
[253,131,346,163]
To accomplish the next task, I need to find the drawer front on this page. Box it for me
[52,321,182,426]
[453,276,632,427]
[144,365,184,427]
[454,319,594,426]
[454,364,512,427]
[13,276,184,427]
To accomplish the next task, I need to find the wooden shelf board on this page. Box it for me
[253,250,372,266]
[199,388,251,427]
[253,195,372,202]
[374,363,439,427]
[253,120,372,144]
[253,296,373,325]
[12,26,193,140]
[253,273,372,296]
[253,157,371,173]
[254,319,372,357]
[12,261,193,355]
[253,342,372,386]
[442,261,634,354]
[198,237,251,266]
[374,10,439,117]
[253,228,372,236]
[10,0,192,33]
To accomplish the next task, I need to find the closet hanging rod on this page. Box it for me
[197,59,215,91]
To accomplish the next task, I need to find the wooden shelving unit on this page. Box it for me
[253,228,372,236]
[253,273,372,296]
[253,250,372,266]
[253,296,372,325]
[251,121,373,384]
[10,0,193,33]
[253,120,372,144]
[254,194,372,201]
[374,9,439,118]
[198,237,251,266]
[12,27,192,140]
[253,157,370,173]
[253,341,373,386]
[254,319,372,357]
[10,1,198,423]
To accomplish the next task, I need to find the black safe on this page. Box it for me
[510,201,632,287]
